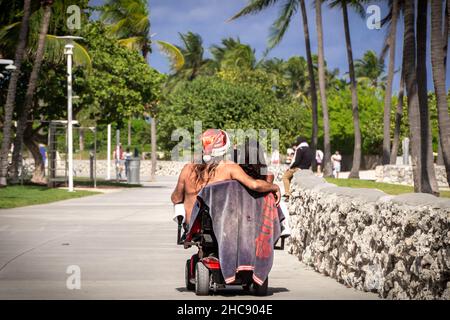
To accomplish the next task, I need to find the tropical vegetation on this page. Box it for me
[0,0,449,196]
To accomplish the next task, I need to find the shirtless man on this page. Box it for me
[171,129,280,226]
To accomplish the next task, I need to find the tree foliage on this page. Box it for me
[158,75,310,154]
[78,22,165,126]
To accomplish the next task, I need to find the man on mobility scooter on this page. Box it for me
[171,129,285,296]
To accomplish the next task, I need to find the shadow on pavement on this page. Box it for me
[175,286,289,297]
[140,185,171,189]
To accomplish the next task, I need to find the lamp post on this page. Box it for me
[107,124,111,180]
[0,59,16,79]
[65,43,75,191]
[57,36,82,192]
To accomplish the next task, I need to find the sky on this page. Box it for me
[91,0,450,92]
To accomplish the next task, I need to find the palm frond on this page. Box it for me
[328,0,366,19]
[156,40,185,71]
[268,0,298,50]
[106,18,128,37]
[44,35,92,71]
[347,0,367,18]
[228,0,279,21]
[0,21,20,56]
[117,36,145,50]
[0,21,20,41]
[100,0,151,50]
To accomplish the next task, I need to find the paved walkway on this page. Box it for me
[0,177,378,299]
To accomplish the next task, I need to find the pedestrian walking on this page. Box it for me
[331,151,342,178]
[282,137,313,200]
[124,147,132,178]
[315,149,324,174]
[39,144,47,176]
[113,143,124,180]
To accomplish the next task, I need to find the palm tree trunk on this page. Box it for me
[11,3,53,182]
[437,135,445,165]
[315,0,332,177]
[23,124,46,184]
[342,2,361,179]
[431,0,450,186]
[300,0,318,154]
[390,71,405,164]
[151,116,157,181]
[403,0,423,192]
[0,0,31,187]
[438,0,449,168]
[383,0,399,165]
[444,0,449,69]
[416,0,438,194]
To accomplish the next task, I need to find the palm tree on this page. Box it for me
[416,0,438,194]
[299,0,319,153]
[354,50,385,87]
[101,0,151,57]
[259,57,286,76]
[402,0,424,192]
[315,0,332,176]
[229,0,320,155]
[0,0,91,184]
[430,0,450,186]
[327,0,364,179]
[436,0,448,167]
[210,37,256,71]
[381,0,399,165]
[0,0,31,187]
[176,32,212,80]
[284,56,309,102]
[10,0,54,183]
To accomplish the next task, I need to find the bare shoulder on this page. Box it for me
[219,160,240,172]
[182,163,195,170]
[180,163,196,178]
[220,159,236,165]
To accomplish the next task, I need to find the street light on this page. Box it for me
[0,59,16,79]
[56,35,83,192]
[0,59,14,65]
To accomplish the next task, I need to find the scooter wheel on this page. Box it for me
[195,262,210,296]
[253,277,268,296]
[185,259,195,291]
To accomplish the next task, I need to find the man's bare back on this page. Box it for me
[171,161,280,225]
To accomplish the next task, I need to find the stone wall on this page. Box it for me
[288,170,450,299]
[375,165,449,188]
[23,159,289,181]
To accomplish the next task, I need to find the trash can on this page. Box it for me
[127,157,140,184]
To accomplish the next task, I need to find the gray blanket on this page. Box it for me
[188,180,282,285]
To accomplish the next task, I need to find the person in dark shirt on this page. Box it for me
[282,137,313,199]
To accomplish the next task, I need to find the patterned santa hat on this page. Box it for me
[201,129,230,162]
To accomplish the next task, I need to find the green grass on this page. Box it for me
[325,178,450,198]
[0,185,100,209]
[73,178,142,188]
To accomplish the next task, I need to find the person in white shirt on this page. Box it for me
[315,149,324,174]
[124,147,133,177]
[331,151,342,178]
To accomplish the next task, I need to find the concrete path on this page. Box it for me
[0,177,378,300]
